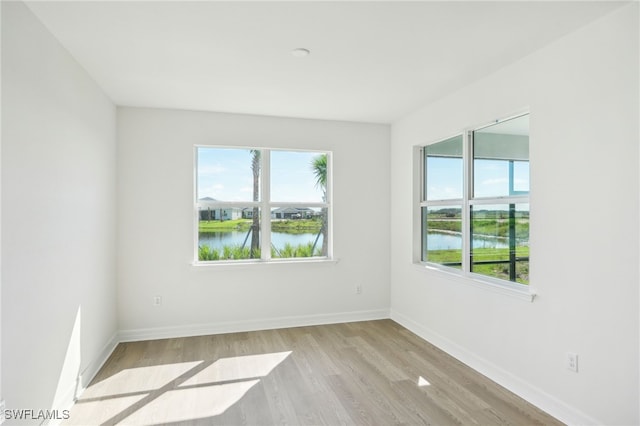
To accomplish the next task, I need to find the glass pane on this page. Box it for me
[513,161,530,193]
[470,203,529,284]
[473,114,529,198]
[197,147,261,202]
[271,151,327,203]
[422,206,462,268]
[198,208,260,260]
[425,135,463,201]
[271,207,327,258]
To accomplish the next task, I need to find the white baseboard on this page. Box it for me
[44,309,387,424]
[54,309,597,426]
[45,331,119,426]
[118,308,390,342]
[390,309,601,426]
[78,331,120,392]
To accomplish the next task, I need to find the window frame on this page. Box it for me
[417,113,533,300]
[194,146,333,264]
[419,133,465,269]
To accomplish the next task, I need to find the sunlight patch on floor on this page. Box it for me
[118,380,260,425]
[64,394,147,425]
[79,361,203,399]
[418,376,431,387]
[180,351,292,387]
[67,352,292,424]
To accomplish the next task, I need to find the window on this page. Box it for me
[195,147,331,263]
[421,134,464,268]
[420,114,529,286]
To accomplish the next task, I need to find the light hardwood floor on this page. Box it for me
[65,320,563,425]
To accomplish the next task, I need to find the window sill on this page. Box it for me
[192,257,340,270]
[413,263,536,302]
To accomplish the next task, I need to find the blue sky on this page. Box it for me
[427,158,529,200]
[197,148,326,203]
[198,147,528,204]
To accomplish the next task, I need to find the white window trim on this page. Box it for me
[193,146,333,265]
[415,113,535,302]
[413,262,535,302]
[192,257,340,270]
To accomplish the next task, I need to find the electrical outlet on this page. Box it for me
[356,283,362,294]
[566,352,578,372]
[153,295,162,306]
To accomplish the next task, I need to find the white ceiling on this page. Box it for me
[25,1,625,124]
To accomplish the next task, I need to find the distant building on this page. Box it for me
[198,200,317,221]
[242,208,257,219]
[198,197,242,221]
[271,207,314,219]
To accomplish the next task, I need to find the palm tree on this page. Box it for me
[250,150,260,258]
[311,154,328,256]
[311,154,327,191]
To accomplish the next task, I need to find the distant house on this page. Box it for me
[271,207,314,219]
[198,197,242,221]
[198,200,317,221]
[242,208,257,219]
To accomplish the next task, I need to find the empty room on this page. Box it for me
[1,1,638,425]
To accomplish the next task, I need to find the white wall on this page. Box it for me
[2,1,635,424]
[0,0,4,409]
[117,107,390,337]
[390,4,639,425]
[1,2,117,422]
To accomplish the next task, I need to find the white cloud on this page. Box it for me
[198,164,226,175]
[481,178,507,186]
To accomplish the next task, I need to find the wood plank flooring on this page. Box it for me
[64,320,563,425]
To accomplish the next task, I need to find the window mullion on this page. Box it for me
[462,130,472,275]
[194,146,200,263]
[470,196,529,206]
[419,147,425,203]
[260,149,271,261]
[422,199,463,207]
[326,152,333,258]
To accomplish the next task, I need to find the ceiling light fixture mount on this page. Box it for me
[291,48,311,58]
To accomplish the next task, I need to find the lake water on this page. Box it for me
[200,230,512,252]
[427,231,512,250]
[200,231,323,251]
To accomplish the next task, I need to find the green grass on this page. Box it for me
[199,219,252,232]
[426,218,529,239]
[271,219,322,233]
[198,244,259,261]
[472,261,529,285]
[198,218,322,233]
[471,219,529,239]
[425,249,463,268]
[426,220,461,233]
[199,242,322,261]
[426,246,530,284]
[271,242,322,258]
